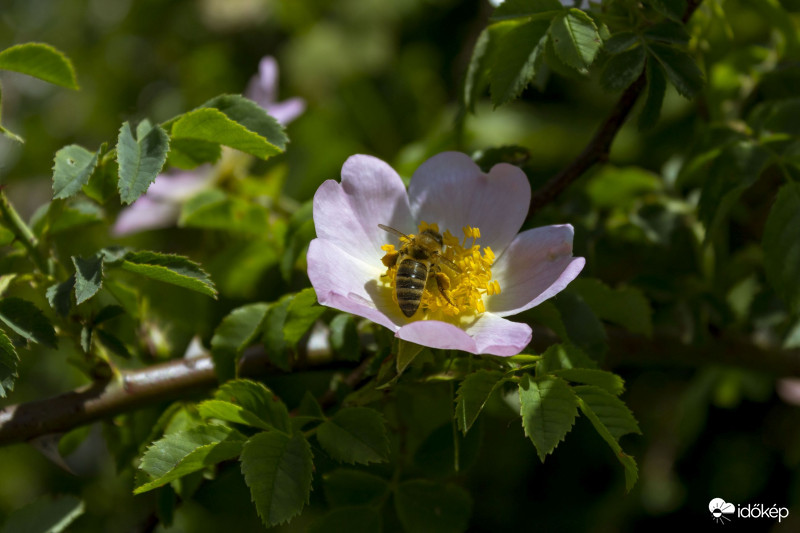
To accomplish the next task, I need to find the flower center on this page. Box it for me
[379,221,500,319]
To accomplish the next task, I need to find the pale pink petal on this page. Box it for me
[147,169,213,201]
[487,225,585,317]
[396,321,477,352]
[112,197,181,236]
[267,98,306,126]
[313,155,414,266]
[777,379,800,406]
[307,238,406,332]
[408,152,530,254]
[245,56,278,108]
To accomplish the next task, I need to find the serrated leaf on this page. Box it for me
[0,495,84,533]
[698,141,771,243]
[575,385,641,440]
[34,198,104,237]
[169,96,285,161]
[464,27,493,112]
[135,425,245,494]
[0,42,78,89]
[197,400,272,431]
[262,294,293,370]
[763,182,800,311]
[549,9,602,72]
[46,276,75,317]
[93,305,124,325]
[601,45,645,91]
[213,380,291,434]
[95,329,130,359]
[394,480,472,533]
[119,251,217,298]
[576,386,639,491]
[643,20,690,45]
[0,329,19,397]
[167,138,222,169]
[647,42,704,99]
[0,297,57,348]
[52,145,98,199]
[283,287,325,349]
[553,368,625,395]
[490,0,563,21]
[455,370,505,435]
[316,407,390,464]
[553,292,607,360]
[537,343,597,374]
[240,431,313,527]
[569,278,653,337]
[210,303,270,382]
[604,32,639,54]
[518,374,578,461]
[309,507,381,533]
[179,190,270,234]
[489,19,550,106]
[116,121,170,204]
[647,0,686,19]
[329,313,360,361]
[639,59,667,130]
[72,254,104,305]
[322,469,389,507]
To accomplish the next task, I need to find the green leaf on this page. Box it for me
[309,507,381,533]
[698,141,771,242]
[601,45,645,91]
[0,297,57,348]
[455,370,505,435]
[553,368,625,395]
[240,431,314,527]
[537,343,597,374]
[52,145,98,199]
[0,42,78,89]
[643,20,690,45]
[585,165,661,210]
[46,276,75,317]
[167,138,221,169]
[33,198,105,237]
[576,386,639,491]
[463,27,493,112]
[197,400,272,431]
[0,329,19,397]
[604,32,639,54]
[83,150,119,204]
[283,288,325,349]
[316,407,390,464]
[119,251,217,298]
[92,305,124,325]
[261,294,293,370]
[135,425,245,494]
[116,120,170,204]
[322,469,389,507]
[213,380,291,434]
[180,190,270,234]
[72,254,104,305]
[394,480,472,533]
[489,19,550,106]
[647,42,704,99]
[548,9,602,72]
[569,278,653,336]
[518,374,578,461]
[168,95,286,161]
[763,182,800,311]
[638,59,667,130]
[210,303,270,382]
[0,495,84,533]
[491,0,563,21]
[95,329,130,359]
[575,385,641,440]
[329,313,360,361]
[0,124,24,144]
[396,338,424,375]
[553,292,607,360]
[646,0,686,20]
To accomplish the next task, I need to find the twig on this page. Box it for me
[527,0,703,216]
[0,189,49,274]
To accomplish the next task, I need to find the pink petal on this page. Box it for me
[396,312,531,356]
[408,152,530,254]
[487,225,585,317]
[266,97,306,126]
[313,155,414,267]
[112,197,181,236]
[245,56,278,108]
[307,238,405,332]
[147,169,212,201]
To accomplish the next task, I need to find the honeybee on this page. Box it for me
[378,224,461,317]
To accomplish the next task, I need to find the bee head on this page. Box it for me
[420,228,444,250]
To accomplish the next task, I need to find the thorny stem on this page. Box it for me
[0,189,49,274]
[527,0,703,217]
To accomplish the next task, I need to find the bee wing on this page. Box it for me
[437,254,462,273]
[378,224,411,241]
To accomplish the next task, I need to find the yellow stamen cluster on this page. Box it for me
[380,221,500,320]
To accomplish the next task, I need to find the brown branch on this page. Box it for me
[527,0,703,217]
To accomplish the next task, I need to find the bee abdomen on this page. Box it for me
[396,259,428,317]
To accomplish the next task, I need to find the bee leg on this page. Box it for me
[434,271,456,307]
[381,250,399,267]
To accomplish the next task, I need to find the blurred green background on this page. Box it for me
[2,0,800,531]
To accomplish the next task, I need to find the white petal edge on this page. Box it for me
[487,225,586,317]
[408,151,530,255]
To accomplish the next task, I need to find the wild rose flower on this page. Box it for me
[307,151,585,356]
[113,55,304,236]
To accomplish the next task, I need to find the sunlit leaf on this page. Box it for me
[518,374,578,461]
[575,385,641,440]
[0,42,78,89]
[548,9,602,72]
[455,370,505,434]
[210,303,270,382]
[283,288,325,349]
[489,19,550,106]
[119,251,217,298]
[116,120,170,204]
[208,379,291,433]
[72,254,104,305]
[553,368,625,395]
[52,145,98,200]
[490,0,563,21]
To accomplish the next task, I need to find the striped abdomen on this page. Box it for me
[396,258,429,317]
